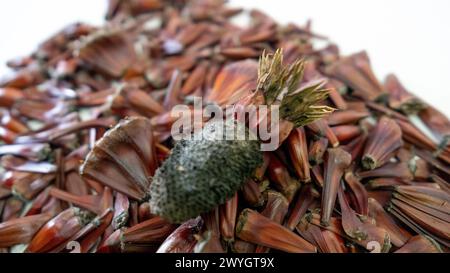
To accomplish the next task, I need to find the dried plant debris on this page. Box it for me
[0,0,449,253]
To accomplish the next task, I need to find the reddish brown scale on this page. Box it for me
[0,213,53,248]
[236,209,317,253]
[338,188,391,252]
[65,171,89,196]
[331,125,361,143]
[138,202,152,222]
[196,208,224,253]
[113,192,130,229]
[128,201,139,227]
[77,30,137,78]
[286,127,311,182]
[307,119,339,147]
[163,70,183,110]
[0,126,17,144]
[311,164,324,188]
[368,198,412,248]
[384,74,426,115]
[219,193,239,244]
[181,61,208,95]
[49,187,104,214]
[96,229,121,253]
[358,162,413,180]
[321,148,352,226]
[395,118,437,152]
[255,190,289,253]
[285,184,319,230]
[324,51,386,101]
[267,154,300,202]
[394,235,442,253]
[121,216,176,251]
[326,84,348,110]
[340,133,367,161]
[0,87,25,107]
[77,210,114,253]
[156,217,203,253]
[344,171,369,216]
[111,85,164,118]
[220,47,261,59]
[308,137,329,166]
[241,179,265,207]
[26,207,93,253]
[2,197,23,222]
[232,239,256,253]
[296,217,348,253]
[366,101,409,122]
[207,60,258,106]
[431,174,450,195]
[0,111,28,134]
[52,209,113,253]
[327,110,369,126]
[80,117,158,201]
[366,178,411,190]
[362,116,403,170]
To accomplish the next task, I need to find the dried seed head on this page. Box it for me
[258,49,334,126]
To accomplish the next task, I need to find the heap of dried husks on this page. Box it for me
[0,0,449,253]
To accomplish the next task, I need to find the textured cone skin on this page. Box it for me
[150,119,263,223]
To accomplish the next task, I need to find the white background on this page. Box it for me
[0,0,449,116]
